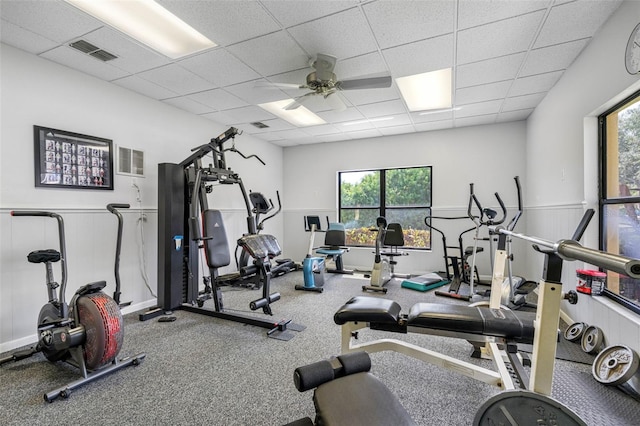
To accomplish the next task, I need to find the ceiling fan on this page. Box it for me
[256,53,392,112]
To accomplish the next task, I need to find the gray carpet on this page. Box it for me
[1,271,638,425]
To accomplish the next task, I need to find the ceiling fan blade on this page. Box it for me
[254,81,305,90]
[337,75,392,90]
[283,92,316,110]
[312,53,337,81]
[325,92,346,112]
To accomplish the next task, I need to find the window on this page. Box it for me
[117,146,144,177]
[599,90,640,314]
[338,166,432,249]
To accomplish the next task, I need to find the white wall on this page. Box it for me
[282,121,527,275]
[0,44,284,351]
[526,0,640,352]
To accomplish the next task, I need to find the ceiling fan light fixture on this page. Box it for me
[64,0,216,59]
[258,100,326,127]
[396,68,452,112]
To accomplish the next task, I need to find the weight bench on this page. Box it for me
[335,296,536,390]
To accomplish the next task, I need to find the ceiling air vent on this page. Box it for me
[251,122,269,129]
[69,39,118,62]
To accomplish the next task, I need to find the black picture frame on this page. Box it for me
[34,125,114,190]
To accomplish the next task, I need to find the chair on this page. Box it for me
[380,223,409,278]
[316,222,353,275]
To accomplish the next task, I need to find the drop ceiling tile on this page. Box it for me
[497,108,534,122]
[1,0,102,43]
[534,0,622,48]
[335,52,390,80]
[157,0,281,47]
[261,1,358,28]
[520,39,589,76]
[249,118,296,132]
[294,136,324,145]
[357,99,407,118]
[411,109,454,123]
[363,0,454,49]
[226,31,309,76]
[300,124,342,136]
[502,92,546,111]
[414,119,454,132]
[317,107,365,123]
[0,19,58,54]
[225,79,290,104]
[457,10,545,64]
[456,80,512,105]
[346,128,383,140]
[455,114,498,128]
[457,0,549,29]
[383,34,453,77]
[253,132,286,142]
[218,106,276,124]
[378,125,416,136]
[270,128,312,141]
[163,97,213,115]
[137,64,213,95]
[317,133,353,143]
[508,71,562,97]
[178,49,261,87]
[40,46,129,81]
[338,120,376,132]
[81,27,171,74]
[112,75,179,100]
[201,111,238,126]
[457,53,525,88]
[340,86,400,106]
[454,99,503,117]
[374,115,412,128]
[188,89,248,111]
[287,8,378,59]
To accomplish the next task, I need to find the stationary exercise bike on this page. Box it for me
[362,217,391,293]
[296,216,326,293]
[1,211,145,402]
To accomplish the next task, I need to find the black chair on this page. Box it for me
[380,222,410,278]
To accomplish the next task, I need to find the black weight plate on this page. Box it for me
[473,390,587,426]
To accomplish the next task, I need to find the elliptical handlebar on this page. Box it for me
[106,203,130,213]
[467,183,507,226]
[11,210,68,302]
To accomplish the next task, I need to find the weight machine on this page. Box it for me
[141,127,303,340]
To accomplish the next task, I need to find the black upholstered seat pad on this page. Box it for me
[314,372,416,426]
[334,296,401,325]
[408,303,536,342]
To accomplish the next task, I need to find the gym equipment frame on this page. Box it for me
[142,127,303,340]
[336,210,640,396]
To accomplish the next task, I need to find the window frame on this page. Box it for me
[598,89,640,315]
[338,165,432,250]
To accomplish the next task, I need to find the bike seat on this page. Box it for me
[27,249,61,264]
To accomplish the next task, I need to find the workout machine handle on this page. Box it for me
[467,184,507,226]
[11,210,68,302]
[506,176,523,231]
[107,203,130,213]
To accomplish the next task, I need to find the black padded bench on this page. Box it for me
[335,296,535,344]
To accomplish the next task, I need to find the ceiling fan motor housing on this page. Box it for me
[307,72,338,91]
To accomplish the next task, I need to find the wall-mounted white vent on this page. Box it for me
[69,40,118,62]
[117,146,144,177]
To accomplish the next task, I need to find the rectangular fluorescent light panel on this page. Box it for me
[65,0,216,59]
[396,68,452,112]
[258,100,326,127]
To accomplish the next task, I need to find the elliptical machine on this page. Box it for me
[362,217,391,293]
[1,211,145,402]
[107,203,131,307]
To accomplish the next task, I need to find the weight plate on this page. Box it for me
[564,322,587,342]
[581,325,604,354]
[592,345,640,386]
[473,390,587,426]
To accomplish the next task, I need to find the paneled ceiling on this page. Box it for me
[0,0,622,146]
